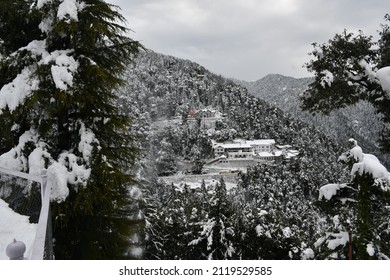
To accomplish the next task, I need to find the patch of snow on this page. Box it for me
[2,41,79,112]
[45,150,93,202]
[0,199,37,260]
[11,124,20,131]
[255,224,271,238]
[313,46,323,59]
[28,147,49,176]
[282,227,292,238]
[349,145,363,162]
[332,215,340,228]
[320,70,334,88]
[358,59,377,80]
[37,0,52,9]
[50,51,78,91]
[314,236,326,248]
[259,210,268,216]
[351,153,389,180]
[78,122,98,163]
[366,242,375,257]
[378,252,390,260]
[21,40,49,59]
[58,152,91,188]
[319,183,347,200]
[327,231,349,250]
[376,67,390,96]
[0,67,39,113]
[340,197,357,204]
[47,162,69,202]
[255,224,264,236]
[53,50,78,71]
[128,247,143,258]
[302,248,315,260]
[339,139,390,183]
[58,0,79,21]
[161,177,237,192]
[39,16,54,34]
[0,130,39,171]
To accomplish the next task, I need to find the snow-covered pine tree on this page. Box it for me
[301,14,390,152]
[188,177,236,260]
[0,0,141,259]
[315,139,390,259]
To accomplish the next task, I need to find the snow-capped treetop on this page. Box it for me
[339,139,390,186]
[0,199,37,260]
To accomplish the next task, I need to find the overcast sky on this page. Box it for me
[107,0,389,81]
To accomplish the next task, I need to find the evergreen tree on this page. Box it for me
[315,139,390,259]
[189,178,236,259]
[301,14,390,152]
[0,0,141,259]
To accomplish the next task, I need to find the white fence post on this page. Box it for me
[30,172,51,260]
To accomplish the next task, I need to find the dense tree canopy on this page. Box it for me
[0,0,141,259]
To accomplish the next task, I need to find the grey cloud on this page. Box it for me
[108,0,389,80]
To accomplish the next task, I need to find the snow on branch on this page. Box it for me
[0,130,41,172]
[319,183,349,201]
[319,138,390,201]
[340,139,390,189]
[78,122,100,164]
[0,67,39,113]
[320,70,334,88]
[376,67,390,96]
[0,39,79,114]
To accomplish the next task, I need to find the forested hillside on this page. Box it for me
[118,50,356,259]
[240,75,389,167]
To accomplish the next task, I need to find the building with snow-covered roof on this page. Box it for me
[209,139,298,169]
[214,139,275,158]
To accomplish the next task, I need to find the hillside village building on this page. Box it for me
[207,139,299,169]
[187,108,222,129]
[214,139,276,159]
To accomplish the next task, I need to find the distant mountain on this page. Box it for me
[238,74,389,167]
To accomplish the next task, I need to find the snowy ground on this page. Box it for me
[0,199,37,260]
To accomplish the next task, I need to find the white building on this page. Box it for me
[214,139,276,159]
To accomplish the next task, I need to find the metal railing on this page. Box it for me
[0,167,53,260]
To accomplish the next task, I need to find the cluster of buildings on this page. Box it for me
[183,107,299,169]
[207,139,299,168]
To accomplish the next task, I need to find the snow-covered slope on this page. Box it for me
[0,199,37,260]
